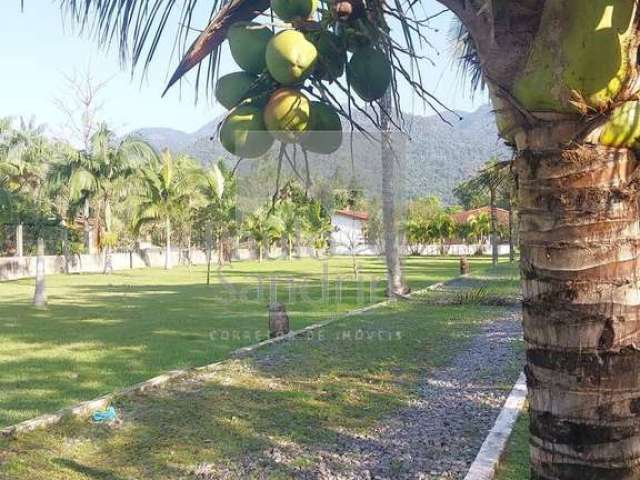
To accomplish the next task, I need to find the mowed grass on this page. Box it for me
[0,261,522,480]
[495,412,529,479]
[0,256,495,427]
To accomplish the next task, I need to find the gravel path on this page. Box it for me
[296,307,524,480]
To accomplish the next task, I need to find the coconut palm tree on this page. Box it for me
[49,124,157,269]
[134,150,198,270]
[467,212,490,254]
[304,200,332,257]
[0,118,49,257]
[49,1,640,474]
[198,162,237,272]
[243,208,283,263]
[273,200,302,262]
[461,159,510,265]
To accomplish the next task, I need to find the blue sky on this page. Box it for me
[0,1,486,137]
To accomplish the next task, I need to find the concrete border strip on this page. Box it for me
[464,372,528,480]
[0,275,462,438]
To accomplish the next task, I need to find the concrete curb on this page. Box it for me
[464,372,528,480]
[1,275,459,438]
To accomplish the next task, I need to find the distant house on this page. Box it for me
[330,209,370,254]
[451,206,509,227]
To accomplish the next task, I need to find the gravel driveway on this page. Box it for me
[284,308,524,480]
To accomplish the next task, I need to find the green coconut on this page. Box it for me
[220,105,274,158]
[347,47,391,102]
[311,31,346,82]
[264,88,311,143]
[301,101,342,154]
[600,100,640,148]
[265,30,317,86]
[215,72,259,110]
[272,0,317,22]
[227,22,273,74]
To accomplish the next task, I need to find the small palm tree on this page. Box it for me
[274,200,304,262]
[304,201,332,257]
[243,208,283,263]
[134,150,199,270]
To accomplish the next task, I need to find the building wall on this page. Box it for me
[330,215,367,253]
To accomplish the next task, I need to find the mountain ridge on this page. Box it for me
[127,104,510,204]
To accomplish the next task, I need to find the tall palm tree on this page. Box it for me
[0,118,49,257]
[50,1,640,474]
[199,162,237,271]
[134,150,198,270]
[49,124,157,260]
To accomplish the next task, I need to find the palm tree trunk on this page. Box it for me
[33,237,46,308]
[288,237,292,262]
[187,225,192,269]
[62,228,70,274]
[206,223,213,285]
[380,89,406,296]
[15,222,23,257]
[217,234,224,267]
[508,195,515,263]
[164,217,171,270]
[258,243,263,263]
[490,187,498,266]
[83,198,92,254]
[518,144,640,478]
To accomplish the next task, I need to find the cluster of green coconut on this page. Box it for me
[216,0,392,158]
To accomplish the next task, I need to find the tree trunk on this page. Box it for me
[258,242,263,263]
[380,89,406,296]
[490,187,498,266]
[83,198,92,254]
[206,223,213,285]
[62,228,70,274]
[164,217,171,270]
[33,237,46,308]
[287,237,292,262]
[518,143,640,479]
[15,222,23,257]
[187,226,192,269]
[218,234,224,267]
[508,195,515,263]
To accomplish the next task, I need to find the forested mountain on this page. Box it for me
[128,104,510,204]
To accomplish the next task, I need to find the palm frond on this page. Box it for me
[448,17,485,96]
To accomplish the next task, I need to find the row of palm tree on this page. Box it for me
[0,117,335,273]
[404,211,491,256]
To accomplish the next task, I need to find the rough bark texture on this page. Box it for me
[518,142,640,479]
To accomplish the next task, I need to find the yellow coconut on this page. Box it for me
[272,0,317,22]
[301,101,342,153]
[227,22,273,74]
[600,101,640,148]
[264,88,311,143]
[265,30,317,86]
[220,105,274,158]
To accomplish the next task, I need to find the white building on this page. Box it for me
[330,209,376,255]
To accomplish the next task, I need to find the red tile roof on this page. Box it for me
[334,209,369,221]
[451,207,509,226]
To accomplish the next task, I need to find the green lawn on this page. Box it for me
[0,260,522,479]
[0,256,497,428]
[495,412,529,479]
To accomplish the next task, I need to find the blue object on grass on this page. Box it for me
[91,406,117,423]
